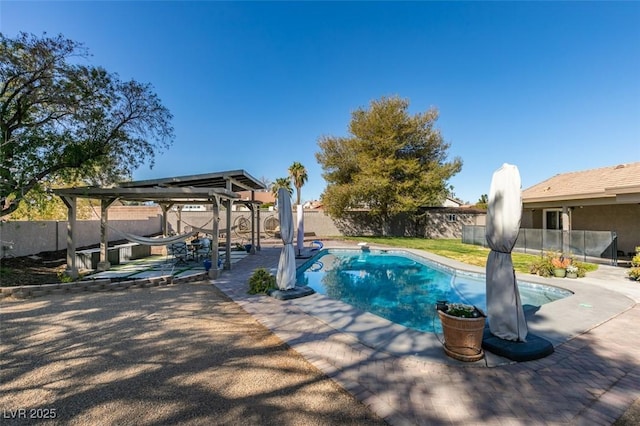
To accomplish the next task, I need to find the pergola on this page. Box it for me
[53,169,266,279]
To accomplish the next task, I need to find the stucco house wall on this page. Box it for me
[571,204,640,255]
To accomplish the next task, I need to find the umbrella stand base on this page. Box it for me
[482,329,554,362]
[268,285,315,300]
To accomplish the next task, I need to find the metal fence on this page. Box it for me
[462,225,619,265]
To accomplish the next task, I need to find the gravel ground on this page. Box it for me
[0,283,387,426]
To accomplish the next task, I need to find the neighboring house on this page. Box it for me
[421,205,486,239]
[303,200,323,209]
[442,196,464,208]
[171,204,206,212]
[235,190,275,210]
[521,162,640,256]
[420,196,485,238]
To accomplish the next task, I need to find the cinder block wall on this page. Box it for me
[0,206,163,258]
[165,209,342,240]
[1,205,486,258]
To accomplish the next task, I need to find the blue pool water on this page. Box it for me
[296,249,572,333]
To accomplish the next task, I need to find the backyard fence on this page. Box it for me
[462,225,619,265]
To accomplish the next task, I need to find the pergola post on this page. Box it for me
[561,205,571,254]
[248,204,256,255]
[159,203,172,236]
[224,199,232,270]
[209,195,220,279]
[256,205,261,251]
[249,191,257,254]
[60,195,78,279]
[176,205,183,234]
[98,198,117,271]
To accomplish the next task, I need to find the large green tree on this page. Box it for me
[316,95,462,234]
[288,161,308,206]
[8,177,96,220]
[0,32,174,217]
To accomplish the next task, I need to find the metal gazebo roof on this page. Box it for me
[54,169,266,203]
[119,169,266,192]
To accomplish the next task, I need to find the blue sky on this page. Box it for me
[2,1,639,204]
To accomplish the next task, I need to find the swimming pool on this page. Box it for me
[296,248,572,333]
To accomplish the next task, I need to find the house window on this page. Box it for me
[543,209,569,230]
[447,214,457,222]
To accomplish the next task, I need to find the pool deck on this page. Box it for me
[215,241,640,425]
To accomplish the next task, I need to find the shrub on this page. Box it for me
[248,268,276,294]
[632,247,640,267]
[57,270,76,283]
[572,260,588,278]
[528,252,589,278]
[444,303,485,318]
[529,254,553,277]
[551,256,571,269]
[628,247,640,282]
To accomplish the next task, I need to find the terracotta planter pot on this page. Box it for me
[438,310,486,362]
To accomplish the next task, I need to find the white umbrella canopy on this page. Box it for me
[276,188,296,290]
[485,163,528,342]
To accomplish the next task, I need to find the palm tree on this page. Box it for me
[271,177,293,199]
[288,162,308,206]
[476,194,488,210]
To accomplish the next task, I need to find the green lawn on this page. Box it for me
[342,237,598,274]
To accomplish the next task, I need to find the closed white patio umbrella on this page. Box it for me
[485,163,528,342]
[296,204,304,257]
[276,188,296,290]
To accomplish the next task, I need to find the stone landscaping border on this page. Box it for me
[0,272,209,300]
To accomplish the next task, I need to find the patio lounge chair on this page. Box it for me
[168,242,189,265]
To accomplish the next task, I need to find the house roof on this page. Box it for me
[522,162,640,205]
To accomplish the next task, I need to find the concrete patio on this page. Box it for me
[1,240,639,425]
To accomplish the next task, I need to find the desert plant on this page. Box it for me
[571,260,589,278]
[628,247,640,281]
[551,255,571,269]
[528,252,588,278]
[441,303,485,318]
[248,268,276,294]
[529,254,554,277]
[57,270,84,283]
